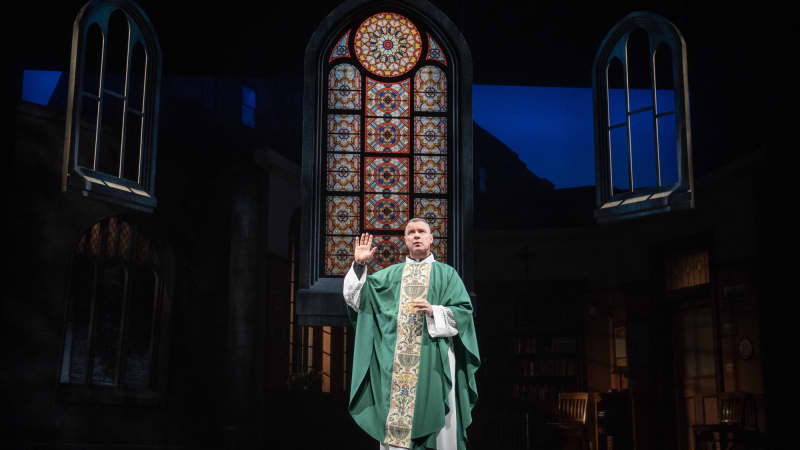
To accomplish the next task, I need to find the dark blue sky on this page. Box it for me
[22,71,677,191]
[473,85,677,189]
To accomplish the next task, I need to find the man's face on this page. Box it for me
[404,220,434,259]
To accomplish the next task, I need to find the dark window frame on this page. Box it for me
[57,215,174,407]
[62,0,163,213]
[592,11,694,224]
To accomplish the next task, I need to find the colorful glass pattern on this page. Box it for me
[414,66,447,112]
[354,12,423,77]
[365,157,409,193]
[325,236,355,275]
[431,239,447,262]
[366,117,410,153]
[414,156,447,193]
[328,64,361,109]
[322,14,452,275]
[366,78,410,117]
[365,193,409,230]
[329,29,351,62]
[367,235,407,272]
[327,153,360,191]
[426,34,447,65]
[326,196,360,235]
[414,198,447,236]
[414,117,447,154]
[327,114,360,152]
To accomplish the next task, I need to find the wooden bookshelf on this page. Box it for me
[509,333,583,403]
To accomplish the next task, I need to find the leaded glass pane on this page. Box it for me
[64,255,94,383]
[325,236,356,275]
[414,198,447,237]
[365,157,409,193]
[326,196,360,235]
[366,118,410,153]
[366,78,410,117]
[327,153,360,191]
[92,264,126,385]
[414,117,447,154]
[106,216,119,258]
[414,156,447,193]
[365,193,409,230]
[328,63,361,110]
[135,236,151,265]
[89,222,102,256]
[426,34,447,65]
[431,238,447,262]
[414,66,446,112]
[119,220,133,261]
[367,235,407,272]
[319,12,454,274]
[329,29,351,62]
[354,13,422,78]
[327,114,360,153]
[121,268,156,390]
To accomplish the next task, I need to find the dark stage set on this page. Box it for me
[5,1,784,449]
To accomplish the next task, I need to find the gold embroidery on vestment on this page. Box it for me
[383,262,431,448]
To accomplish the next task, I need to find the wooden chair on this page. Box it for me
[547,392,590,450]
[719,392,757,430]
[694,392,764,450]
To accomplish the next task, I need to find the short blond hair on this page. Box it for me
[404,217,431,233]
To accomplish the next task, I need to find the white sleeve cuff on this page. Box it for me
[427,304,458,338]
[343,262,368,311]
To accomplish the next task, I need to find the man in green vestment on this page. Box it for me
[342,218,480,450]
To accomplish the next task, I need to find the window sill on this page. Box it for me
[296,277,350,327]
[594,188,693,224]
[57,383,162,407]
[67,168,157,213]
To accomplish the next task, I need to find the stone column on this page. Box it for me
[225,166,265,450]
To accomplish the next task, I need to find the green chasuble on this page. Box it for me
[346,261,480,450]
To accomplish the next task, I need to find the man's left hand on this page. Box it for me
[411,298,433,316]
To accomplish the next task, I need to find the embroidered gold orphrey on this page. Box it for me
[384,262,432,448]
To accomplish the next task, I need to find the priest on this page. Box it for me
[342,218,480,450]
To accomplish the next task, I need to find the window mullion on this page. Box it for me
[650,47,662,187]
[113,266,131,386]
[147,273,162,388]
[623,45,634,193]
[118,22,134,179]
[137,51,149,186]
[92,29,109,172]
[85,220,107,384]
[605,73,615,198]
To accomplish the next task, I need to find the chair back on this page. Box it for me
[719,392,744,425]
[719,392,758,430]
[556,392,589,424]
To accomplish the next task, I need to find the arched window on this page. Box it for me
[62,0,162,213]
[59,216,172,404]
[592,12,693,223]
[299,3,473,306]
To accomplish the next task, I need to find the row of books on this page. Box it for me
[519,357,577,377]
[511,383,574,401]
[513,336,577,354]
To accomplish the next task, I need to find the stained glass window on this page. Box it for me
[322,11,450,276]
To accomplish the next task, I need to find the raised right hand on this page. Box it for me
[354,233,376,264]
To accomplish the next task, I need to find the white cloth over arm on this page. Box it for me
[343,262,368,311]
